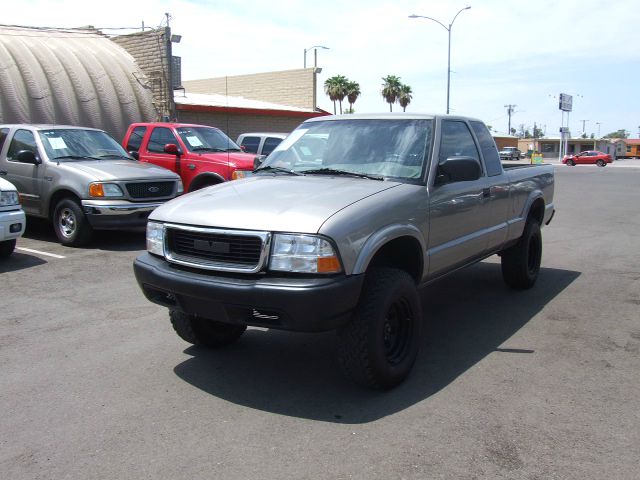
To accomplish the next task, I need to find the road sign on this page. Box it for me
[559,93,573,112]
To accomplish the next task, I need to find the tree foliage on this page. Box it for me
[398,84,413,112]
[325,75,359,114]
[602,129,629,139]
[381,75,402,112]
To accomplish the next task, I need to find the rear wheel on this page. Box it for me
[501,220,542,290]
[337,268,422,390]
[596,159,606,167]
[170,310,246,347]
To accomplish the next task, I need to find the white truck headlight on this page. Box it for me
[270,234,342,274]
[147,221,165,256]
[89,182,123,198]
[0,191,20,206]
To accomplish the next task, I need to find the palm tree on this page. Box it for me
[324,77,340,114]
[398,84,413,112]
[324,75,349,114]
[381,75,402,112]
[345,80,361,113]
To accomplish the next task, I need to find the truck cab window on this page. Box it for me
[7,129,38,161]
[439,121,480,165]
[148,128,178,153]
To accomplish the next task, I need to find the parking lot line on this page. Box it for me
[16,247,66,259]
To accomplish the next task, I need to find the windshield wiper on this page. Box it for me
[97,154,133,160]
[302,168,383,181]
[191,147,225,152]
[53,155,102,161]
[254,166,302,176]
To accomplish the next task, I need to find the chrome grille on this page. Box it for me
[165,225,270,273]
[126,181,175,199]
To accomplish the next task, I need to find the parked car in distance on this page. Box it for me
[236,132,288,157]
[123,123,259,192]
[499,146,522,160]
[0,177,26,258]
[0,124,183,247]
[563,150,612,167]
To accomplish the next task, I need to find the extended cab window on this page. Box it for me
[126,126,147,152]
[470,121,502,176]
[240,136,260,154]
[7,129,38,161]
[262,137,283,156]
[147,127,178,153]
[439,121,480,165]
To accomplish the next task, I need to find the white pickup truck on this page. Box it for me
[0,177,26,258]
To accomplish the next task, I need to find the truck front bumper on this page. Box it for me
[133,252,364,332]
[81,200,165,229]
[0,209,26,241]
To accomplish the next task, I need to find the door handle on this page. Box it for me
[482,188,491,198]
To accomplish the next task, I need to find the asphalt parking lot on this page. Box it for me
[2,164,639,479]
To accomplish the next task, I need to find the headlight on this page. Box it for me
[89,182,123,197]
[177,179,184,194]
[270,234,342,274]
[0,190,20,206]
[231,170,253,180]
[146,221,165,256]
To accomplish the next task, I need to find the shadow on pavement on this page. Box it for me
[173,261,580,424]
[22,217,146,252]
[0,250,47,273]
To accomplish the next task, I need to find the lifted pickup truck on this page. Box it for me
[134,113,555,389]
[0,124,183,247]
[123,123,259,192]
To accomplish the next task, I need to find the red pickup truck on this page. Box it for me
[123,123,258,192]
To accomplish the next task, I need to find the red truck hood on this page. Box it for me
[197,151,256,169]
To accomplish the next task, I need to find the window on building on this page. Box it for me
[147,127,179,153]
[627,145,632,153]
[541,143,555,153]
[126,126,147,152]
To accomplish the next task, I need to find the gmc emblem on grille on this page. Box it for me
[148,186,160,193]
[193,239,230,253]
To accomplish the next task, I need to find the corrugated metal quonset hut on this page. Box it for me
[0,24,157,139]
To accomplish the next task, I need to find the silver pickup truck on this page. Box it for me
[134,113,555,389]
[0,125,183,246]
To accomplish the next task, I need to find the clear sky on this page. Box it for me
[4,0,640,138]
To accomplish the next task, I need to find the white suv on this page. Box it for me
[236,132,288,157]
[0,177,26,258]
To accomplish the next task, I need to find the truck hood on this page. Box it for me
[151,175,400,233]
[60,160,179,181]
[195,151,256,170]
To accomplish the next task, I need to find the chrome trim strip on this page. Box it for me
[81,200,163,215]
[162,223,271,274]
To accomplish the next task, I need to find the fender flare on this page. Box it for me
[351,223,426,276]
[189,173,225,191]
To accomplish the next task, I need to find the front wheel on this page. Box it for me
[596,159,606,167]
[567,159,576,166]
[501,220,542,290]
[0,239,16,258]
[53,198,93,247]
[337,268,422,390]
[170,310,246,348]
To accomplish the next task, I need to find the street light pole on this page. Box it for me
[409,6,471,114]
[304,45,329,69]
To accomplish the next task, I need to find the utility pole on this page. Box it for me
[505,104,516,135]
[580,119,589,135]
[596,122,601,138]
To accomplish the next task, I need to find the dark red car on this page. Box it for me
[563,150,613,167]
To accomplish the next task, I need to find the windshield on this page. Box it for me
[260,119,432,182]
[176,126,241,153]
[39,129,130,161]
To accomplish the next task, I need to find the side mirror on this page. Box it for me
[16,150,40,165]
[164,143,182,155]
[253,155,266,170]
[435,156,481,185]
[129,151,140,160]
[240,145,247,152]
